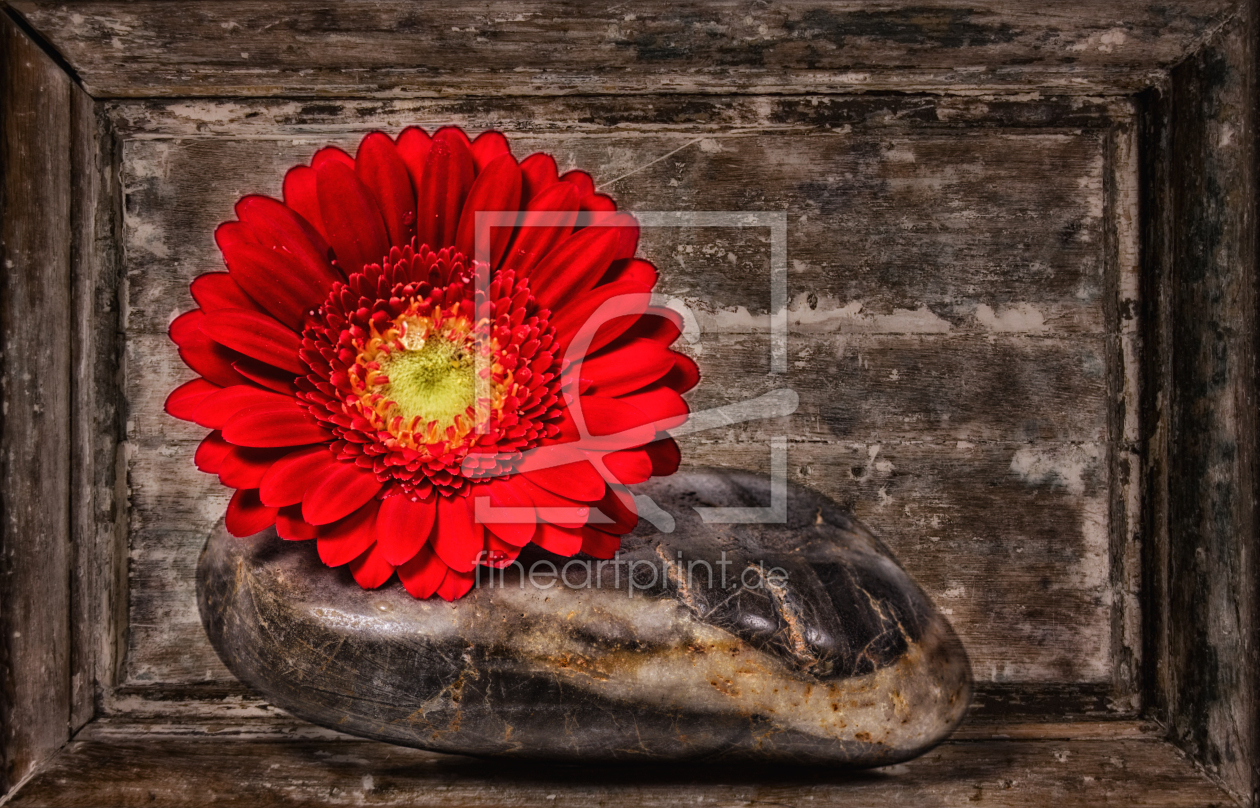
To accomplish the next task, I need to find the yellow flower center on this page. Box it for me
[343,301,518,453]
[377,327,475,428]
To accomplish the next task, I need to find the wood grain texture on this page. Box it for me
[114,100,1117,338]
[6,0,1245,98]
[1153,9,1258,804]
[107,93,1135,138]
[4,730,1237,808]
[1105,121,1145,708]
[0,11,73,798]
[110,97,1131,695]
[71,713,1168,742]
[68,85,125,735]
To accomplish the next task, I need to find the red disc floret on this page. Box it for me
[295,244,566,500]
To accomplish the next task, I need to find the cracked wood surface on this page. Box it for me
[5,0,1245,97]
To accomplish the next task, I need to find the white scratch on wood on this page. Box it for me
[596,137,708,189]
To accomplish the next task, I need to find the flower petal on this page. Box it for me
[316,159,390,276]
[476,478,537,547]
[356,131,417,250]
[662,352,700,394]
[471,130,511,171]
[454,153,521,267]
[500,182,578,276]
[220,238,337,330]
[223,404,330,448]
[219,446,291,489]
[260,445,338,507]
[395,126,432,191]
[619,384,690,431]
[316,500,379,567]
[519,152,558,200]
[435,568,476,602]
[190,272,261,314]
[431,494,483,573]
[165,378,219,421]
[549,280,651,356]
[282,166,324,235]
[571,395,653,439]
[527,226,621,312]
[436,126,473,152]
[276,504,318,540]
[594,448,654,486]
[620,308,684,345]
[559,169,595,198]
[397,543,446,599]
[522,459,606,502]
[607,211,640,260]
[193,384,295,429]
[574,337,675,398]
[349,542,396,589]
[645,437,682,476]
[533,522,584,556]
[415,128,476,252]
[303,460,384,526]
[232,357,297,396]
[581,528,622,559]
[374,493,437,566]
[589,486,638,535]
[225,488,278,537]
[200,309,305,374]
[235,195,338,286]
[600,257,658,289]
[312,146,355,170]
[194,431,232,474]
[178,337,250,388]
[214,219,256,253]
[512,476,591,528]
[169,309,207,347]
[543,405,655,453]
[483,534,523,567]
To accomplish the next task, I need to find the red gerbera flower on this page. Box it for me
[166,127,697,601]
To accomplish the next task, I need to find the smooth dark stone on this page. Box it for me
[198,468,972,766]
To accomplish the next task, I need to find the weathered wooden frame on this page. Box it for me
[0,2,1255,805]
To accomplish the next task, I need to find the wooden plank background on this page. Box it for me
[1151,10,1259,800]
[9,0,1241,97]
[5,726,1238,808]
[0,11,76,794]
[110,95,1139,699]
